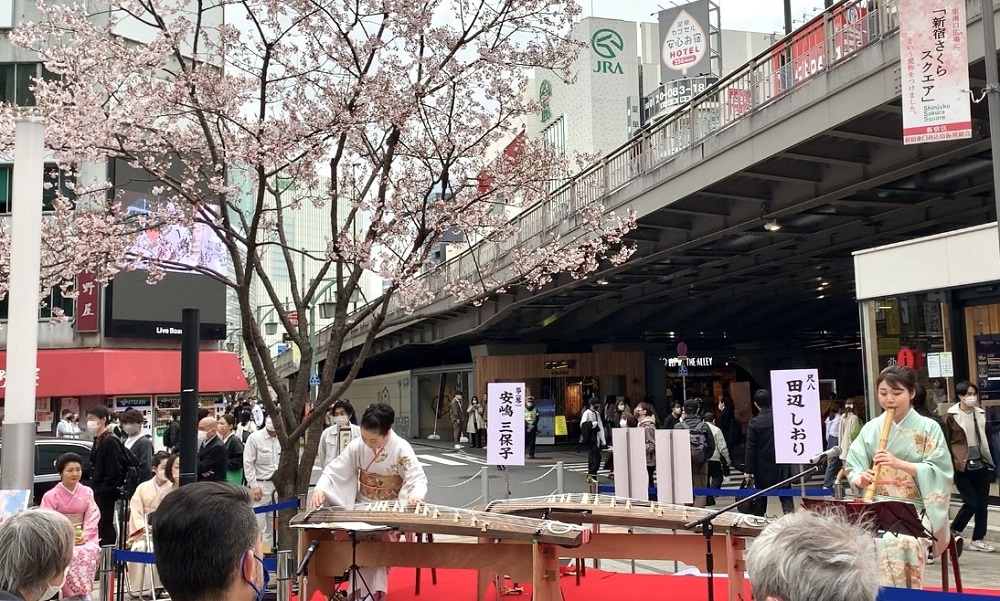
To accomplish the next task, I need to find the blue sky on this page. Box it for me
[588,0,825,35]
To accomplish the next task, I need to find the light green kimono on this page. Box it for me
[845,408,954,589]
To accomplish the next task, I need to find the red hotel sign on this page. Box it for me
[76,271,100,333]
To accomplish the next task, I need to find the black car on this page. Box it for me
[0,437,93,505]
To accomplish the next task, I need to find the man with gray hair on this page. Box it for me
[746,510,879,601]
[0,508,75,601]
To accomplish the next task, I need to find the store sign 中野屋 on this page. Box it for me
[899,0,972,144]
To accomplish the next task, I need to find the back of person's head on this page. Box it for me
[683,399,701,416]
[704,412,716,423]
[0,508,74,600]
[746,510,878,601]
[153,482,261,601]
[754,389,772,409]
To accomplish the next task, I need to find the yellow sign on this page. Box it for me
[554,415,568,436]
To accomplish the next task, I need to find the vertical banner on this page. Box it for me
[487,383,525,466]
[75,270,100,332]
[612,428,650,501]
[899,0,972,144]
[654,430,694,505]
[771,369,823,464]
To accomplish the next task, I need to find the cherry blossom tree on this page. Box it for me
[2,0,635,546]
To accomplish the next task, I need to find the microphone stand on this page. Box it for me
[684,462,823,601]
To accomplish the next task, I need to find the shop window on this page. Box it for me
[0,163,77,214]
[0,286,76,320]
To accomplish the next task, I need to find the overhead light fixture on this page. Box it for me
[763,219,782,232]
[596,278,609,285]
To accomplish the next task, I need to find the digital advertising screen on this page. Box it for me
[104,158,229,340]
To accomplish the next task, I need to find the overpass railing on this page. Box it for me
[330,0,901,351]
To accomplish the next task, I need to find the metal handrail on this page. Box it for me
[332,0,902,345]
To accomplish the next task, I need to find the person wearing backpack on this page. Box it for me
[674,399,714,508]
[121,409,154,482]
[84,405,127,546]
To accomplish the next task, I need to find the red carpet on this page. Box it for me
[294,567,1000,600]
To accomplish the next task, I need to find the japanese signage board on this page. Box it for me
[899,0,972,144]
[76,270,100,333]
[486,382,525,466]
[770,369,823,464]
[658,1,712,83]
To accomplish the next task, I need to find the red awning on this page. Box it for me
[0,349,249,398]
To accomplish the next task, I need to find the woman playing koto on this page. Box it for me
[845,365,954,589]
[310,402,428,601]
[39,452,101,601]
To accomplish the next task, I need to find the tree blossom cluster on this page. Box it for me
[0,0,636,537]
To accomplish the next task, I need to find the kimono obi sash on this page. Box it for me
[359,469,403,501]
[874,466,919,502]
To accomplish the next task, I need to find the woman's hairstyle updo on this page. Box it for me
[876,364,918,393]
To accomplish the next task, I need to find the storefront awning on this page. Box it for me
[0,349,249,398]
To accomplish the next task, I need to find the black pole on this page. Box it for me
[783,0,793,35]
[179,308,201,487]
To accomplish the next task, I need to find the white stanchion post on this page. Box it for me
[556,461,564,494]
[276,549,292,601]
[99,545,116,601]
[0,117,45,492]
[480,466,489,503]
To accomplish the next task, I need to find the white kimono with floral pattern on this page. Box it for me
[314,432,428,601]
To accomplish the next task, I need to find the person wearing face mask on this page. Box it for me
[244,415,281,550]
[125,451,173,599]
[946,381,996,552]
[317,400,361,468]
[84,405,127,546]
[311,403,428,601]
[121,409,154,484]
[0,508,75,601]
[466,396,487,449]
[195,417,227,483]
[39,453,101,601]
[524,397,539,459]
[153,482,268,601]
[57,409,81,439]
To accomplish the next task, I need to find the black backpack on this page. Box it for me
[675,420,715,466]
[117,438,143,498]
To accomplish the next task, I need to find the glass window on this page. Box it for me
[0,165,10,213]
[41,165,76,212]
[0,63,41,106]
[36,443,91,477]
[39,286,75,319]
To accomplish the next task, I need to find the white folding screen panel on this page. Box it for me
[612,428,649,501]
[654,430,693,505]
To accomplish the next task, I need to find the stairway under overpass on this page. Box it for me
[287,0,1000,380]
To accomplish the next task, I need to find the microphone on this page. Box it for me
[296,540,320,576]
[809,446,841,465]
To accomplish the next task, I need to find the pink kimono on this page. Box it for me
[40,483,102,598]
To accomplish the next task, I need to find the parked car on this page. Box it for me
[0,437,93,505]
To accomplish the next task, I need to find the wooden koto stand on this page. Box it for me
[290,501,588,601]
[481,494,769,601]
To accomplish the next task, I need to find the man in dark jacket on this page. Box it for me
[197,417,228,482]
[85,405,127,545]
[674,399,713,508]
[743,389,794,516]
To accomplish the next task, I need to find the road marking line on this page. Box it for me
[416,454,466,466]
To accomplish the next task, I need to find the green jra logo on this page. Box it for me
[591,28,625,75]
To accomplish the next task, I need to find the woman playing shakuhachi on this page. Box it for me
[39,452,102,601]
[310,402,428,601]
[845,365,954,589]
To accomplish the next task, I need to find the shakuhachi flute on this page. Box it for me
[863,408,895,502]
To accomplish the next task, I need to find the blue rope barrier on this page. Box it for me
[253,499,300,514]
[113,549,280,574]
[113,550,155,564]
[596,485,833,497]
[879,588,999,600]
